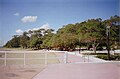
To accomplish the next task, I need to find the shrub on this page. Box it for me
[96,54,120,61]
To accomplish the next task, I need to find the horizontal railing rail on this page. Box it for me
[0,51,67,66]
[0,50,92,66]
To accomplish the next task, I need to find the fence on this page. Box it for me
[49,50,90,63]
[0,50,90,66]
[0,50,69,66]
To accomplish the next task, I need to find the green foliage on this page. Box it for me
[96,54,120,60]
[53,33,78,50]
[30,35,42,49]
[4,15,120,50]
[4,35,20,48]
[20,32,30,48]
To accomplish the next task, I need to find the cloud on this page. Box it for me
[40,23,50,30]
[21,16,37,23]
[26,28,39,32]
[16,29,23,35]
[26,23,51,32]
[14,13,20,16]
[32,28,40,31]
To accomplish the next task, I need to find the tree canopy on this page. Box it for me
[4,15,120,51]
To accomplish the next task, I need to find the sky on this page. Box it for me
[0,0,119,46]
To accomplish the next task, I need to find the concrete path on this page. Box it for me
[33,51,120,79]
[33,63,120,79]
[54,51,91,63]
[50,50,106,63]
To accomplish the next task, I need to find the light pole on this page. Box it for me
[117,21,120,46]
[79,37,80,54]
[106,25,111,60]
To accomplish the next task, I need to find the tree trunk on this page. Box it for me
[92,43,96,53]
[92,41,99,54]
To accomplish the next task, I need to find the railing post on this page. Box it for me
[5,52,7,66]
[64,51,68,64]
[83,56,85,62]
[45,51,47,65]
[88,54,89,62]
[24,52,26,66]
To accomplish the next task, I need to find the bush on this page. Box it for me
[82,53,107,55]
[96,55,108,60]
[96,54,120,61]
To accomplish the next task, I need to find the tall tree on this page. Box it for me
[78,19,105,53]
[20,32,30,48]
[4,35,20,48]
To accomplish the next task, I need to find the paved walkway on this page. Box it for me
[33,51,120,79]
[54,52,91,63]
[54,51,106,63]
[33,63,120,79]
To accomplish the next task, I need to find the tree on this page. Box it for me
[4,15,120,51]
[4,35,20,48]
[20,32,30,48]
[29,34,42,49]
[54,24,78,51]
[77,19,106,53]
[108,15,120,49]
[41,29,55,49]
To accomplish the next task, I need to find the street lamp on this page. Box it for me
[115,21,120,46]
[79,37,81,54]
[106,25,111,60]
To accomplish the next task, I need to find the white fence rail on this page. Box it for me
[0,51,69,66]
[0,50,91,66]
[49,50,90,63]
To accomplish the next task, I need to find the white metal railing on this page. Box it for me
[67,51,90,62]
[0,51,68,66]
[49,50,90,63]
[0,50,92,66]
